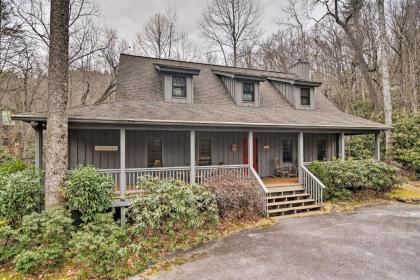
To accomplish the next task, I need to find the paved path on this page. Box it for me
[149,204,420,280]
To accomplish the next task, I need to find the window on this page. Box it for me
[198,138,211,166]
[282,139,293,163]
[147,138,162,167]
[300,88,311,106]
[242,82,255,102]
[317,139,327,161]
[172,75,187,97]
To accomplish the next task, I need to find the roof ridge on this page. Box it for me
[120,53,296,77]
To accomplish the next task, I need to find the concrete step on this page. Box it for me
[267,204,321,215]
[267,199,315,207]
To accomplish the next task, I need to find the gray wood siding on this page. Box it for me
[196,131,247,165]
[126,130,190,168]
[303,133,338,162]
[69,129,120,169]
[69,130,338,176]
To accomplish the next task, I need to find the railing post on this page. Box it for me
[190,130,196,184]
[298,132,304,184]
[374,132,381,161]
[248,131,253,169]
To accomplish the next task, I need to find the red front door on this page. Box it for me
[243,138,258,172]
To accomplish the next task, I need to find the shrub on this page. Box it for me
[63,166,113,222]
[0,224,23,263]
[204,172,264,220]
[0,159,27,175]
[14,207,74,274]
[309,159,399,201]
[127,176,219,236]
[69,213,127,279]
[391,113,420,178]
[0,169,43,227]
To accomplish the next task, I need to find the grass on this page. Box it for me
[385,180,420,200]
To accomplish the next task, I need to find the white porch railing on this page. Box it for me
[195,164,249,185]
[301,165,325,205]
[250,167,269,217]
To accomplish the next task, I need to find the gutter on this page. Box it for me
[11,114,392,131]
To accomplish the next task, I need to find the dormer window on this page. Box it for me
[300,88,311,106]
[154,63,200,104]
[172,76,187,98]
[243,82,255,102]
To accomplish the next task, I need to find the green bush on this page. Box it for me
[128,176,219,235]
[0,169,43,227]
[0,224,23,263]
[308,159,399,201]
[63,166,113,222]
[391,113,420,177]
[0,159,27,175]
[14,207,74,274]
[69,213,127,279]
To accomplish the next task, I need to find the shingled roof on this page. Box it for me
[13,54,389,131]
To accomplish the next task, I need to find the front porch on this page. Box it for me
[33,125,382,217]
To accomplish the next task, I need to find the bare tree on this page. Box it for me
[11,0,104,67]
[95,28,130,104]
[377,0,392,150]
[44,0,70,208]
[135,8,177,59]
[313,0,381,110]
[199,0,262,66]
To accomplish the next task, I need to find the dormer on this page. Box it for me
[213,70,266,107]
[268,77,321,110]
[154,64,200,104]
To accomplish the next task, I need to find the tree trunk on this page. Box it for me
[378,0,392,151]
[44,0,70,208]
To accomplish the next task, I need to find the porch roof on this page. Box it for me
[13,99,389,131]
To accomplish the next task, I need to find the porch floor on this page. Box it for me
[262,177,300,187]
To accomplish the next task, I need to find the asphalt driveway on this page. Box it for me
[148,204,420,280]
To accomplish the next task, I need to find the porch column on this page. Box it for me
[119,129,126,196]
[338,132,345,160]
[119,129,126,227]
[34,128,43,169]
[374,132,381,161]
[298,132,304,184]
[248,131,253,169]
[190,130,196,184]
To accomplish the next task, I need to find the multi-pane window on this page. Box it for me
[242,82,255,102]
[300,88,311,106]
[198,138,212,166]
[172,75,187,97]
[147,138,162,167]
[317,139,327,161]
[282,139,293,163]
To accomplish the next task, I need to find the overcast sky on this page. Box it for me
[97,0,292,45]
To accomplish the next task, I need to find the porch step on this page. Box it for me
[267,198,315,207]
[267,185,305,193]
[267,193,310,200]
[267,204,322,216]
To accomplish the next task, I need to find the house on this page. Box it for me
[12,54,389,217]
